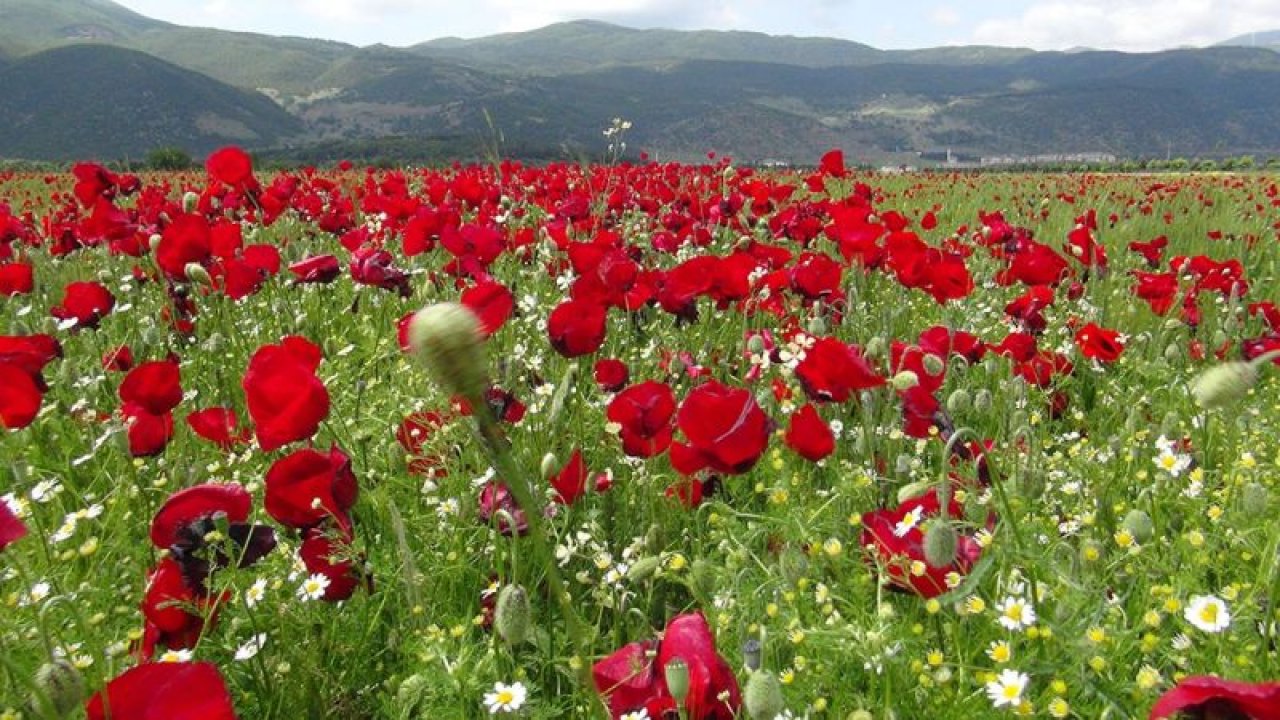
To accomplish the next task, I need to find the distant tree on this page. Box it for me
[146,147,193,171]
[1268,156,1280,169]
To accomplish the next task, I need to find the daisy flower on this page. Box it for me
[484,681,527,714]
[985,668,1030,708]
[244,578,268,608]
[996,596,1037,631]
[894,507,924,537]
[1184,594,1230,633]
[297,573,331,602]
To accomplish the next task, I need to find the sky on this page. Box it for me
[111,0,1280,52]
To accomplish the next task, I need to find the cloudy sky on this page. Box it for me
[112,0,1280,51]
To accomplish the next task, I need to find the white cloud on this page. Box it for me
[972,0,1280,51]
[930,5,960,27]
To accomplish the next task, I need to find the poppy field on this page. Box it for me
[2,149,1280,719]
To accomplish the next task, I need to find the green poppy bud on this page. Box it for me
[1163,342,1181,364]
[946,389,971,415]
[897,479,932,504]
[664,659,690,705]
[689,559,717,599]
[746,335,767,354]
[778,545,809,586]
[1121,509,1154,544]
[407,303,488,401]
[182,191,200,214]
[184,262,213,288]
[627,556,661,583]
[494,584,531,646]
[922,522,959,567]
[148,233,163,254]
[864,337,887,361]
[1241,482,1270,516]
[743,670,785,720]
[890,370,919,391]
[806,316,828,336]
[1189,361,1257,410]
[922,353,945,376]
[539,453,559,481]
[31,659,85,718]
[973,389,992,412]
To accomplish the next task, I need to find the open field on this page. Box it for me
[2,152,1279,718]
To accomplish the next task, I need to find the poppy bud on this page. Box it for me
[1241,482,1270,515]
[922,353,945,376]
[31,659,85,717]
[973,389,992,412]
[743,670,785,720]
[184,262,213,288]
[539,453,558,481]
[922,521,959,567]
[946,389,971,414]
[1163,343,1181,364]
[742,638,763,672]
[778,545,809,586]
[1122,509,1154,543]
[897,480,931,504]
[664,659,690,705]
[494,584,531,646]
[890,370,919,391]
[894,454,912,476]
[407,303,488,401]
[626,556,661,582]
[1189,361,1257,410]
[1211,329,1229,349]
[746,335,767,354]
[148,233,163,254]
[689,558,717,598]
[806,316,827,335]
[864,337,887,361]
[182,191,200,214]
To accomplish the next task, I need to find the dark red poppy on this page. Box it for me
[795,336,884,402]
[119,360,182,416]
[548,299,608,358]
[594,358,630,392]
[103,345,135,372]
[186,408,250,450]
[207,146,257,191]
[52,281,115,328]
[0,363,42,429]
[0,262,33,295]
[0,334,62,383]
[86,661,236,720]
[860,489,982,598]
[784,403,835,461]
[593,612,741,720]
[675,380,771,475]
[1148,675,1280,720]
[349,246,411,296]
[1075,323,1125,363]
[551,448,589,505]
[138,557,226,655]
[607,381,676,458]
[150,483,251,549]
[299,527,363,602]
[289,254,342,284]
[122,403,175,457]
[477,481,528,536]
[264,445,358,531]
[461,280,514,338]
[788,251,843,300]
[396,410,451,477]
[242,337,330,452]
[0,500,27,552]
[156,213,212,280]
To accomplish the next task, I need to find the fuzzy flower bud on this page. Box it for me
[743,670,785,720]
[184,262,213,288]
[182,191,200,214]
[922,353,945,376]
[806,316,828,336]
[494,584,531,646]
[922,521,959,567]
[539,453,559,481]
[973,389,992,412]
[1189,361,1257,410]
[1241,482,1270,516]
[626,556,661,583]
[1122,509,1154,544]
[890,370,920,391]
[407,303,488,400]
[32,659,85,718]
[946,389,971,414]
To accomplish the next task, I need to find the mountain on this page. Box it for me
[0,0,168,55]
[1216,30,1280,52]
[0,44,301,160]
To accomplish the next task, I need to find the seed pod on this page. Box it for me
[664,659,690,705]
[743,671,785,720]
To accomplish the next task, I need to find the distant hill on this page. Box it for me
[1216,30,1280,52]
[0,0,168,55]
[0,44,301,160]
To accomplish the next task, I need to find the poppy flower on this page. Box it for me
[122,403,175,457]
[477,481,528,536]
[349,246,411,296]
[0,363,42,429]
[461,280,514,338]
[550,448,589,505]
[103,345,135,372]
[119,360,183,416]
[150,483,276,590]
[396,410,451,477]
[547,299,608,358]
[784,403,835,461]
[860,489,983,598]
[155,213,212,280]
[138,557,227,655]
[593,612,741,720]
[242,337,330,452]
[299,527,364,602]
[207,145,257,191]
[186,407,250,450]
[264,445,358,531]
[289,254,341,284]
[607,381,677,458]
[0,261,33,295]
[1075,323,1125,363]
[675,380,772,475]
[795,336,884,403]
[0,500,27,551]
[86,661,236,720]
[51,281,115,328]
[594,358,630,392]
[1148,675,1280,720]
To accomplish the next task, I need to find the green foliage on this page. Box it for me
[145,146,193,171]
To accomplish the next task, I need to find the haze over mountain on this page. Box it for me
[1,0,1278,163]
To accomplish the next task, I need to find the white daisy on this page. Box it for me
[894,507,924,537]
[985,668,1029,708]
[483,681,527,714]
[158,648,194,663]
[245,578,268,608]
[297,573,331,602]
[995,596,1037,631]
[235,633,268,661]
[620,711,650,720]
[1184,595,1231,633]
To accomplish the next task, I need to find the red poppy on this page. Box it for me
[593,612,741,720]
[52,281,115,328]
[607,381,676,458]
[122,403,175,457]
[289,254,342,284]
[186,407,250,450]
[156,213,212,280]
[0,262,33,295]
[0,500,27,552]
[299,527,363,602]
[1075,323,1125,363]
[795,336,884,402]
[150,483,251,549]
[860,489,983,598]
[242,337,330,452]
[138,557,226,655]
[86,661,237,720]
[349,246,411,296]
[547,299,608,358]
[784,403,835,461]
[0,363,42,429]
[551,448,589,505]
[264,445,358,531]
[788,251,843,300]
[207,145,257,191]
[1148,675,1280,720]
[675,380,772,475]
[396,410,451,477]
[103,345,135,372]
[119,360,182,416]
[594,358,630,392]
[461,280,514,338]
[477,481,528,536]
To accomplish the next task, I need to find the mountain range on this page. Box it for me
[1,0,1278,163]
